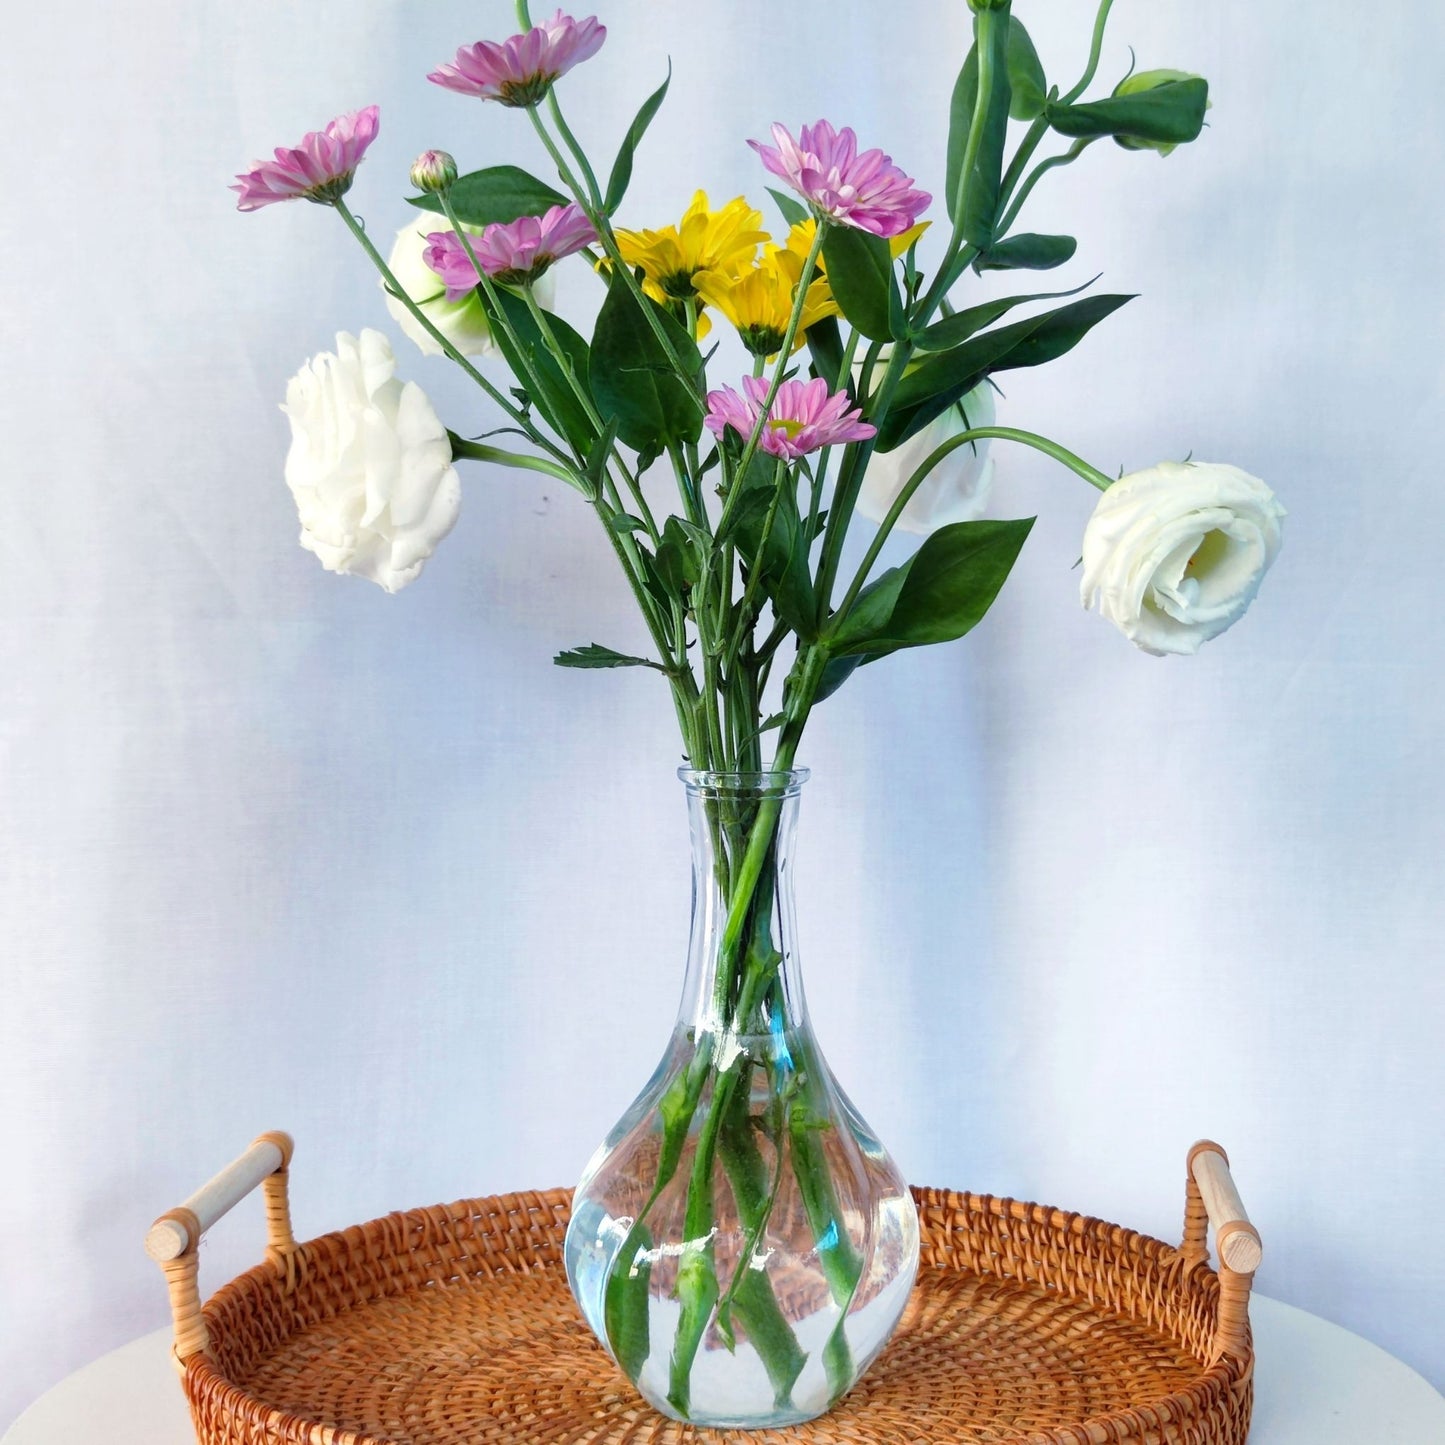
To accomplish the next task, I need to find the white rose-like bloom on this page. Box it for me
[383,212,556,358]
[1080,460,1285,655]
[282,329,461,593]
[855,381,996,534]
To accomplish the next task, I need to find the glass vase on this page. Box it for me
[564,769,919,1428]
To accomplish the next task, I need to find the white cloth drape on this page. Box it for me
[2,0,1442,1421]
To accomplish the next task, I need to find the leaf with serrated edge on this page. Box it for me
[554,644,664,670]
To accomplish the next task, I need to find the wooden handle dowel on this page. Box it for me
[145,1132,294,1262]
[1188,1140,1263,1275]
[146,1132,296,1368]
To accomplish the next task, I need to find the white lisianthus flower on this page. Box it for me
[855,381,996,534]
[1080,460,1285,655]
[281,329,461,593]
[383,212,557,357]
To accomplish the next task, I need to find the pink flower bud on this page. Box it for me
[410,150,458,194]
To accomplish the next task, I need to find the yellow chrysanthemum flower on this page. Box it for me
[694,245,840,359]
[613,192,767,338]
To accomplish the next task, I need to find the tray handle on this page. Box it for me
[1182,1139,1262,1363]
[145,1131,296,1367]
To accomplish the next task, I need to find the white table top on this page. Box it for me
[5,1295,1442,1443]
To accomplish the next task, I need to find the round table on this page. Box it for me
[5,1296,1442,1444]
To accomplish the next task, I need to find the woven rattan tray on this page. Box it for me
[147,1135,1261,1444]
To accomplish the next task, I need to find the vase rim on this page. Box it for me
[677,767,810,797]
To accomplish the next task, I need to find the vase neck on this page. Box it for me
[676,770,810,1038]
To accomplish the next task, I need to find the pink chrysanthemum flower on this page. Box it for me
[428,12,606,107]
[749,120,931,238]
[423,204,597,295]
[705,375,876,461]
[232,106,380,212]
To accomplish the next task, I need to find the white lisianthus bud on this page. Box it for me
[1080,460,1285,656]
[384,213,499,358]
[281,329,461,593]
[855,382,996,535]
[409,149,458,194]
[383,213,559,356]
[1112,69,1209,155]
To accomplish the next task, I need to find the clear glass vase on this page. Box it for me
[565,769,919,1428]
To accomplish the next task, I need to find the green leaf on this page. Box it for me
[913,276,1099,352]
[727,458,817,640]
[1045,78,1209,146]
[554,643,665,671]
[603,1222,653,1384]
[805,314,847,391]
[828,565,911,657]
[607,512,647,533]
[813,654,864,703]
[944,45,979,220]
[605,63,671,213]
[583,414,621,496]
[879,294,1134,449]
[1007,19,1048,120]
[945,9,1013,247]
[589,271,704,452]
[767,187,810,229]
[654,514,703,595]
[820,225,898,343]
[830,517,1035,658]
[766,491,818,640]
[409,165,567,225]
[634,544,673,610]
[974,232,1078,272]
[479,289,597,454]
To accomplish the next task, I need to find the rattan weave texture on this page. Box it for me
[175,1181,1253,1445]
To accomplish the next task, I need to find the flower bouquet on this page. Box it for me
[236,0,1284,1428]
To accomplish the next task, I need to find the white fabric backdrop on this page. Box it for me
[3,0,1443,1425]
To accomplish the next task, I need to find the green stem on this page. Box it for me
[526,107,704,410]
[446,432,579,485]
[832,424,1112,625]
[716,221,827,540]
[1062,0,1117,105]
[435,194,560,432]
[997,113,1051,215]
[835,327,861,392]
[520,283,662,543]
[919,3,1002,323]
[995,139,1093,237]
[812,340,913,623]
[802,453,828,549]
[724,458,789,667]
[546,91,604,208]
[950,5,1002,238]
